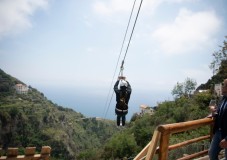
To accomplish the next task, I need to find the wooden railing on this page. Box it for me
[134,118,214,160]
[0,146,51,160]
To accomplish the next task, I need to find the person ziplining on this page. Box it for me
[113,60,132,126]
[102,0,143,125]
[114,76,132,126]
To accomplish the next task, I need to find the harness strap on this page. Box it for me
[115,108,128,113]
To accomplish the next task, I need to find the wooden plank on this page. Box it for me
[41,146,51,155]
[158,118,213,135]
[25,147,36,156]
[133,141,150,160]
[7,148,18,157]
[145,130,161,160]
[168,135,210,151]
[159,134,170,160]
[177,150,208,160]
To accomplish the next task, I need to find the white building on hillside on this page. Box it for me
[140,104,155,115]
[214,83,222,97]
[15,84,28,94]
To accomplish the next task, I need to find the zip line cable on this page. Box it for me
[103,0,144,119]
[121,0,144,68]
[102,0,137,119]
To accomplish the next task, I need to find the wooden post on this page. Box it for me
[159,133,170,160]
[145,130,161,160]
[41,146,51,160]
[25,147,36,156]
[133,142,151,160]
[7,148,18,157]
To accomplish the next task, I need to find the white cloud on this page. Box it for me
[0,0,49,39]
[152,8,221,55]
[92,0,197,17]
[180,65,212,85]
[93,0,132,16]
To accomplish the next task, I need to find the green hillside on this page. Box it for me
[0,69,119,160]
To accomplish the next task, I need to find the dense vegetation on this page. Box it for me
[0,36,226,159]
[0,69,120,159]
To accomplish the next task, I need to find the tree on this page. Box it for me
[172,78,197,98]
[171,82,184,98]
[101,132,138,159]
[209,36,227,75]
[184,77,197,97]
[197,36,227,91]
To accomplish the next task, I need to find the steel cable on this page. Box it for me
[103,0,144,119]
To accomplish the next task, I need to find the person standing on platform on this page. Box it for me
[209,78,227,160]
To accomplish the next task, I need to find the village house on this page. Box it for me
[15,84,29,94]
[214,83,222,97]
[139,104,155,116]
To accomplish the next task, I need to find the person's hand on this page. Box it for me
[219,139,227,148]
[206,114,212,118]
[206,106,217,118]
[209,105,217,113]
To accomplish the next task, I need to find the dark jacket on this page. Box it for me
[114,80,132,114]
[213,96,227,140]
[114,80,131,103]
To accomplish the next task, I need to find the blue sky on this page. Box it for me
[0,0,226,120]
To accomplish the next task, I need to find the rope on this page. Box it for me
[103,0,144,119]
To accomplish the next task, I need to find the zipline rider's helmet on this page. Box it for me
[120,80,128,90]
